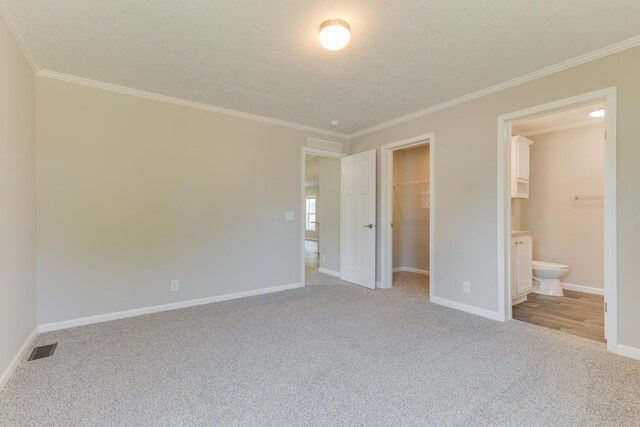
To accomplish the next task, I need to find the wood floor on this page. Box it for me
[512,290,605,343]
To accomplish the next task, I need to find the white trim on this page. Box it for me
[562,282,605,296]
[0,0,40,72]
[380,134,434,299]
[0,327,38,392]
[518,119,604,138]
[497,87,618,354]
[348,35,640,139]
[392,267,429,275]
[38,282,303,333]
[617,345,640,361]
[318,268,340,278]
[376,281,384,289]
[430,296,500,321]
[603,88,618,352]
[38,70,348,139]
[301,147,346,285]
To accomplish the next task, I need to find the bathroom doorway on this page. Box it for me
[380,133,434,297]
[497,88,618,352]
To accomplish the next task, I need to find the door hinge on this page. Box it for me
[605,302,607,313]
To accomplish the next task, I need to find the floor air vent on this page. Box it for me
[28,343,57,361]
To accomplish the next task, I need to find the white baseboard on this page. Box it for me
[431,296,500,321]
[0,327,38,392]
[39,282,304,333]
[392,267,430,275]
[617,344,640,361]
[562,282,604,295]
[318,268,340,278]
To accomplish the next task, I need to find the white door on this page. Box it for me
[340,149,377,289]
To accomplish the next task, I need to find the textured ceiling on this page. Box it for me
[8,0,640,134]
[512,103,604,136]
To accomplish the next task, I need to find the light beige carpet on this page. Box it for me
[1,272,639,426]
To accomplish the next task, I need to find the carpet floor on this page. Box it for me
[1,272,639,426]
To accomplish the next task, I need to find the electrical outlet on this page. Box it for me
[286,211,295,221]
[171,280,180,291]
[463,281,471,294]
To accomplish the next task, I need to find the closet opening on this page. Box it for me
[380,133,434,298]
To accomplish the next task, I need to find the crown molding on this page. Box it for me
[5,0,639,142]
[0,0,40,73]
[37,70,349,140]
[348,35,640,139]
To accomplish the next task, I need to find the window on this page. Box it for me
[306,196,317,231]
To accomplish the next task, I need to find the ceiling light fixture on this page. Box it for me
[588,108,605,118]
[319,19,351,51]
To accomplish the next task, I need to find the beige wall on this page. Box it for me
[317,156,340,273]
[36,77,348,325]
[511,199,523,231]
[0,17,36,385]
[351,46,640,350]
[521,124,605,289]
[393,145,430,271]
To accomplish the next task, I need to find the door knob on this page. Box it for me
[363,224,374,228]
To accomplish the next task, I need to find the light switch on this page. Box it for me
[286,211,295,221]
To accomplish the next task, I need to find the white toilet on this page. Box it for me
[532,260,569,296]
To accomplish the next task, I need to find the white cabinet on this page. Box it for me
[511,136,534,198]
[511,235,532,305]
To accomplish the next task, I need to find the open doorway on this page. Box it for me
[510,103,605,342]
[498,88,618,353]
[301,148,344,285]
[304,155,320,277]
[391,145,430,293]
[380,134,434,298]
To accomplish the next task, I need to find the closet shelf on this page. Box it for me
[393,179,429,187]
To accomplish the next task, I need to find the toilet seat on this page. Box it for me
[532,260,569,270]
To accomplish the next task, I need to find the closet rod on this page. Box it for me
[394,179,429,187]
[574,195,603,200]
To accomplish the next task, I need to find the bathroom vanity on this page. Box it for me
[511,231,533,305]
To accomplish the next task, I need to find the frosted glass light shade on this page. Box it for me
[319,20,351,51]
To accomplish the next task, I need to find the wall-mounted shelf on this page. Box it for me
[393,179,430,213]
[394,179,429,187]
[511,136,534,199]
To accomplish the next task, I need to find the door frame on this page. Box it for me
[380,133,434,296]
[497,87,618,353]
[301,147,346,284]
